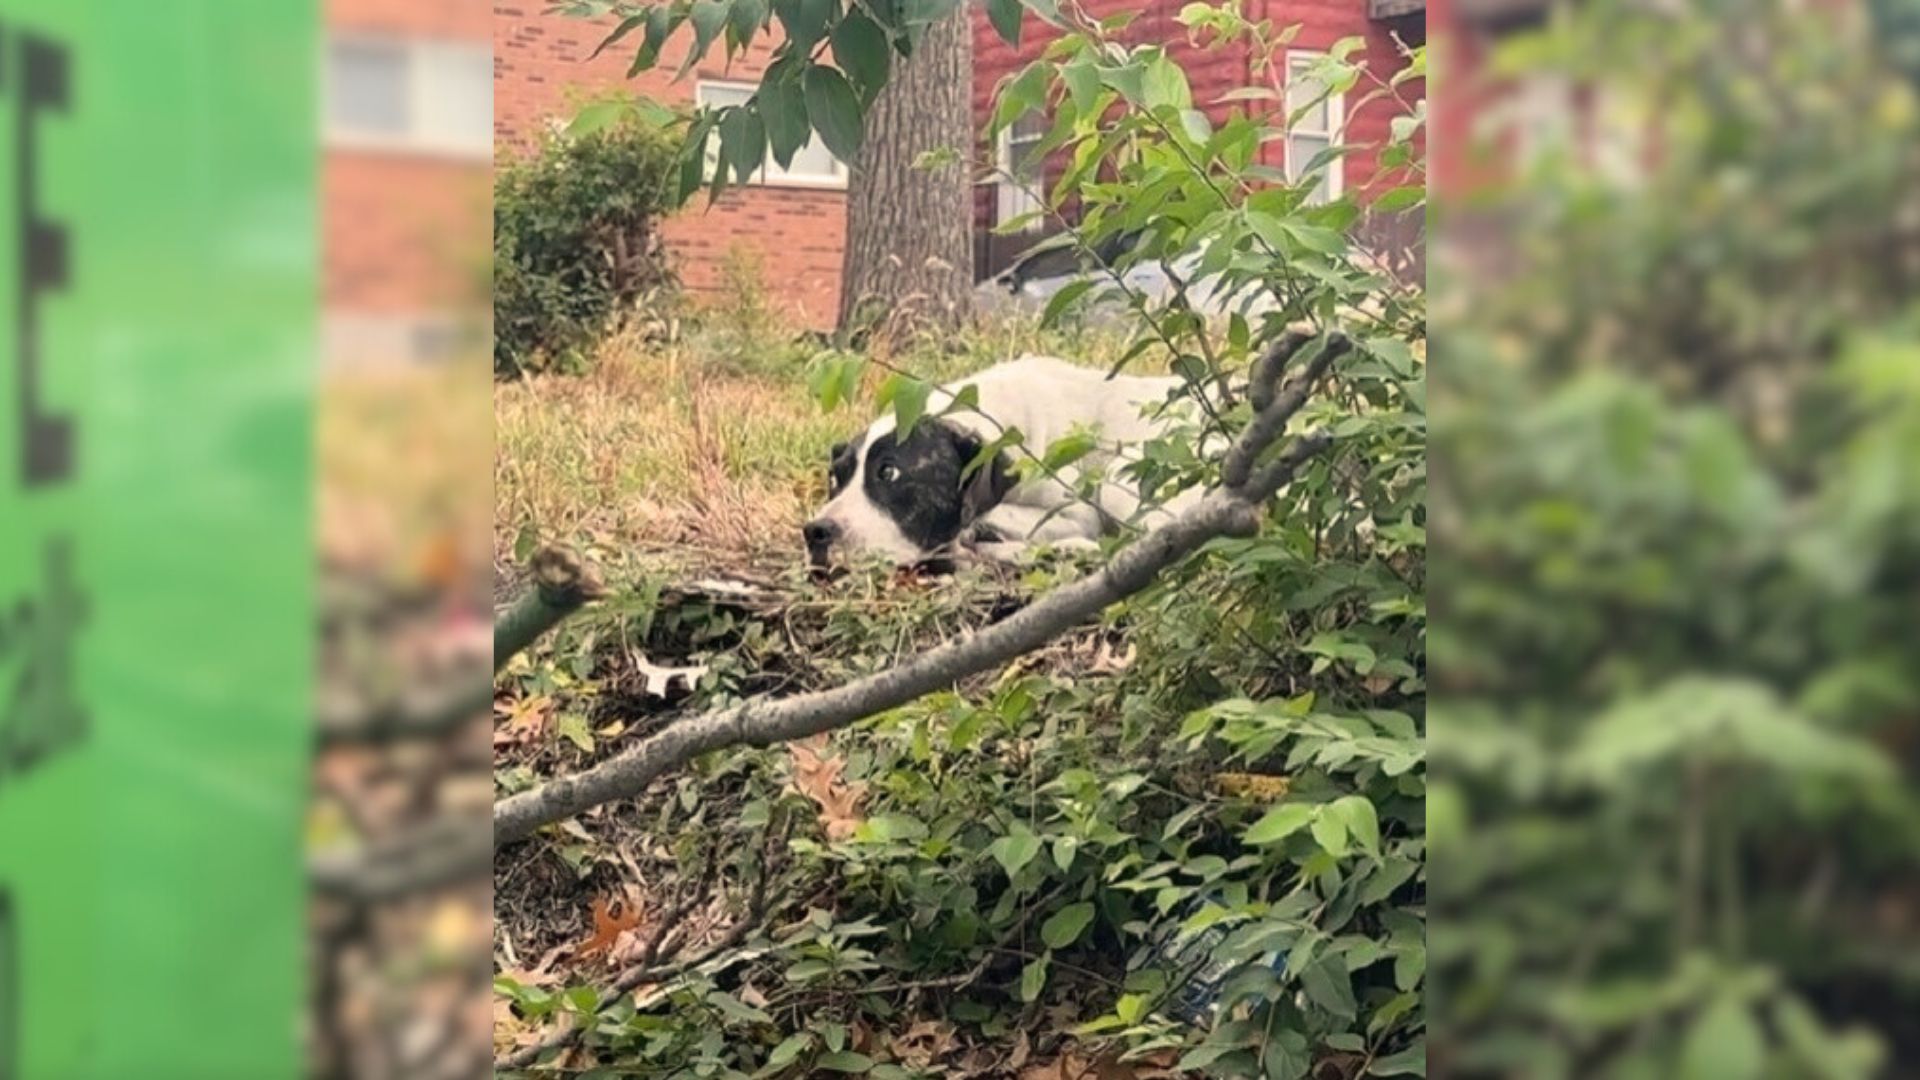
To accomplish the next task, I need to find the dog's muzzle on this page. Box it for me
[802,519,839,568]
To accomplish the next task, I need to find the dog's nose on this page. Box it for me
[803,520,839,551]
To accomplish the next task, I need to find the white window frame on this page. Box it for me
[696,80,848,190]
[324,34,492,161]
[1284,50,1346,202]
[995,115,1047,230]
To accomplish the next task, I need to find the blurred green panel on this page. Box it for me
[0,3,313,1078]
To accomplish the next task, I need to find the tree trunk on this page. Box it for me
[835,10,975,336]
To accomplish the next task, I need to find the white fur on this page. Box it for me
[814,355,1203,563]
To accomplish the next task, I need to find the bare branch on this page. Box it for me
[495,545,609,673]
[1224,330,1349,490]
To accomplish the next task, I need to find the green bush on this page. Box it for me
[493,111,683,377]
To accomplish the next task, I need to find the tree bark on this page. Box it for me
[835,10,976,335]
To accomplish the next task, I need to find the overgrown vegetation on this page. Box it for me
[495,107,684,377]
[497,1,1425,1077]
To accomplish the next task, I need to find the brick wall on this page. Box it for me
[493,5,848,329]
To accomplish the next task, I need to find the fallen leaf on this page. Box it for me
[630,650,709,697]
[788,734,867,840]
[1212,771,1293,803]
[577,895,645,960]
[494,694,553,746]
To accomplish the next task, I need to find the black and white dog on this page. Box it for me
[803,355,1201,567]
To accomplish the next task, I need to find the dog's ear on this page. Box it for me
[830,440,850,463]
[951,428,1014,525]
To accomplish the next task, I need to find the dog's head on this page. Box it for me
[804,418,1014,567]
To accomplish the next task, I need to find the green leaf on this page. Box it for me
[1142,54,1193,110]
[729,0,768,41]
[803,64,866,161]
[831,12,892,102]
[986,0,1023,44]
[817,1050,876,1073]
[1099,61,1148,107]
[1041,430,1099,470]
[890,377,933,437]
[719,105,767,184]
[765,1033,813,1069]
[1245,803,1315,845]
[635,5,682,71]
[1311,806,1349,857]
[1680,998,1764,1080]
[1393,944,1425,991]
[589,14,648,61]
[1372,184,1426,213]
[760,71,811,168]
[557,714,594,753]
[1040,902,1096,949]
[683,0,732,76]
[567,100,631,139]
[775,0,835,48]
[989,828,1043,876]
[1061,57,1100,113]
[1330,795,1381,856]
[1041,278,1095,326]
[1019,953,1050,1001]
[1299,954,1358,1019]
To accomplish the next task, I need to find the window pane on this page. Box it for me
[328,40,409,136]
[1289,134,1334,202]
[697,83,752,110]
[1288,58,1331,135]
[418,43,491,150]
[784,134,839,179]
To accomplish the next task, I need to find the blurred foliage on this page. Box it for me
[494,106,685,377]
[1432,0,1920,1074]
[502,0,1426,1075]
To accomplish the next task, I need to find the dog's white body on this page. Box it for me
[813,355,1203,563]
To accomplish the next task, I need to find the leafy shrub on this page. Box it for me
[494,109,683,377]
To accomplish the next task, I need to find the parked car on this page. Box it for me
[975,230,1275,322]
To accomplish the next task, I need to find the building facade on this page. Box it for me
[488,1,1425,329]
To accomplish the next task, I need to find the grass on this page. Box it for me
[493,304,1139,579]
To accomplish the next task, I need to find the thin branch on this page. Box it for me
[493,334,1341,847]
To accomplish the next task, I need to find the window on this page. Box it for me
[1285,52,1345,202]
[995,112,1048,230]
[696,81,847,187]
[325,37,492,158]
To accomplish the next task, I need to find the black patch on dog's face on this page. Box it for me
[859,420,1013,554]
[827,440,855,495]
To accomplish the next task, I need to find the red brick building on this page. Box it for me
[324,0,494,365]
[490,1,1425,328]
[494,6,850,327]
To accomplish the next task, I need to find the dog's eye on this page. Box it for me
[879,464,902,483]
